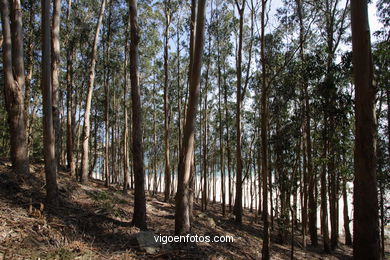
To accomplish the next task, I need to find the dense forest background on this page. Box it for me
[0,0,389,259]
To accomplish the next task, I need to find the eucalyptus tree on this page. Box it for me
[175,0,206,235]
[81,0,106,183]
[294,0,317,247]
[310,0,349,250]
[260,0,270,258]
[65,0,77,177]
[24,0,39,158]
[52,0,61,166]
[210,0,235,216]
[233,0,246,225]
[0,0,29,175]
[373,40,390,257]
[351,0,381,258]
[129,0,148,230]
[41,0,59,206]
[123,12,130,192]
[201,14,211,211]
[102,0,112,186]
[163,0,173,202]
[138,0,165,195]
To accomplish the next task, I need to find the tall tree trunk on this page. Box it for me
[260,0,270,258]
[128,0,147,230]
[175,14,183,199]
[104,0,113,187]
[201,27,211,211]
[234,0,245,225]
[176,14,183,168]
[80,0,106,183]
[383,81,390,258]
[308,139,317,246]
[342,178,352,246]
[164,0,171,202]
[250,160,254,212]
[175,0,206,235]
[163,0,172,202]
[189,147,195,222]
[111,94,117,183]
[388,88,390,171]
[75,94,82,176]
[213,160,216,203]
[66,46,75,177]
[65,0,76,177]
[25,0,35,157]
[301,128,308,247]
[201,97,208,210]
[123,14,130,193]
[41,0,58,207]
[351,0,380,258]
[152,82,158,196]
[321,128,330,253]
[379,180,385,258]
[257,137,262,216]
[52,0,61,167]
[0,0,29,175]
[295,0,312,248]
[224,69,232,213]
[268,138,274,230]
[290,149,299,260]
[329,140,338,250]
[322,0,348,250]
[89,110,98,177]
[216,3,225,215]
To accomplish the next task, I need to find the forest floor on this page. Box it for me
[0,159,388,260]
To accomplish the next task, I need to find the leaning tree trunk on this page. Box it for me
[175,0,206,235]
[128,0,147,230]
[41,0,59,207]
[0,0,29,175]
[80,0,106,183]
[351,0,380,259]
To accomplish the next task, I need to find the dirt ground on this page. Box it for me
[0,159,387,259]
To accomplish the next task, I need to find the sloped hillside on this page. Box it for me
[0,159,366,259]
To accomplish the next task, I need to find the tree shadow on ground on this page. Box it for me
[0,168,136,253]
[0,162,354,259]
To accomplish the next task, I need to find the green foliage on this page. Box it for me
[88,190,113,202]
[41,248,95,260]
